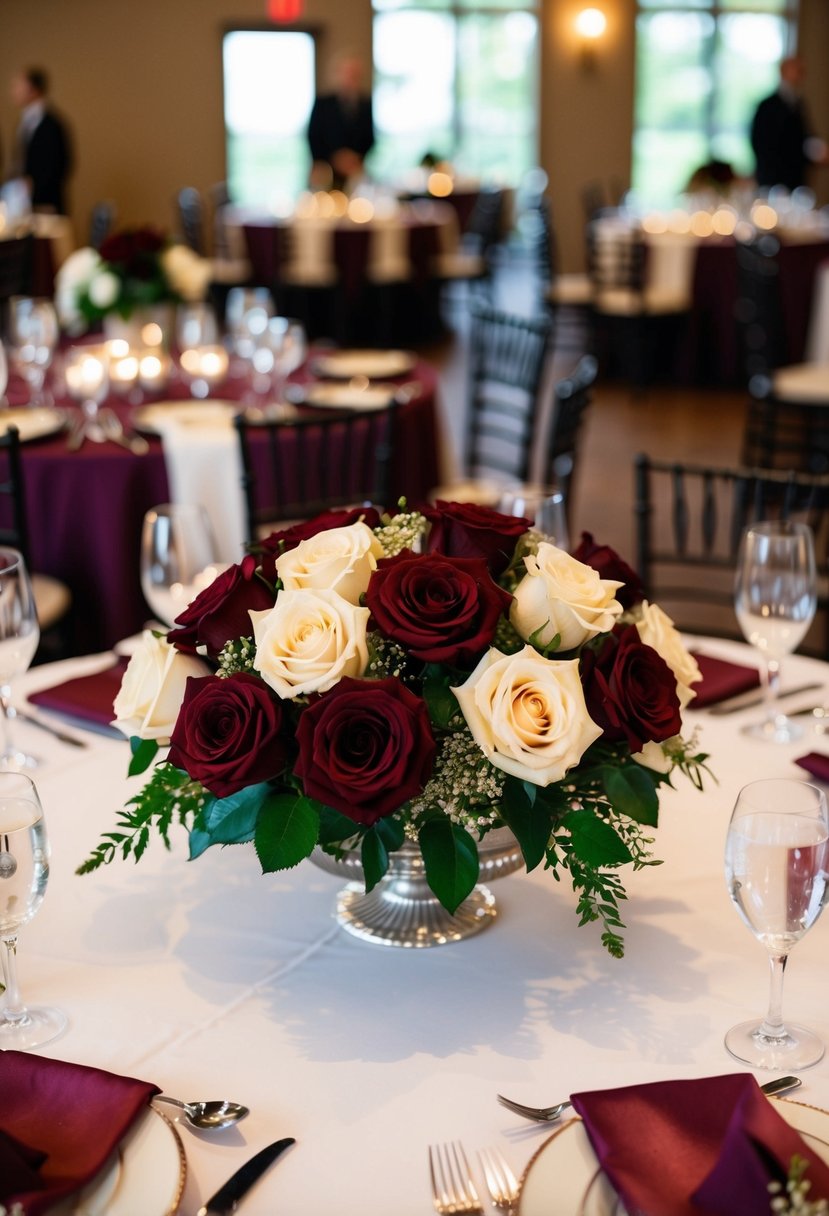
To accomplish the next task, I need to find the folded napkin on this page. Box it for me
[689,652,761,708]
[0,1050,159,1215]
[571,1074,829,1216]
[795,752,829,783]
[0,1128,47,1193]
[29,659,128,732]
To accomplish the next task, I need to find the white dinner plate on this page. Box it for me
[517,1097,829,1216]
[132,400,238,433]
[0,407,67,442]
[302,382,396,411]
[51,1107,186,1216]
[312,349,415,380]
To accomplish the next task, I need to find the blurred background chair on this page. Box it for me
[544,354,597,522]
[433,187,505,308]
[176,185,251,319]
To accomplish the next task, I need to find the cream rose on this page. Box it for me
[161,244,211,302]
[635,601,701,707]
[510,542,623,651]
[112,631,209,742]
[87,270,120,310]
[631,739,675,774]
[275,523,383,605]
[453,645,602,785]
[250,589,369,698]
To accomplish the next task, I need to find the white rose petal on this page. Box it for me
[635,601,701,707]
[251,589,369,698]
[87,270,120,309]
[453,644,602,785]
[275,523,383,605]
[162,244,211,301]
[112,631,209,742]
[55,246,101,292]
[510,542,623,651]
[631,739,675,773]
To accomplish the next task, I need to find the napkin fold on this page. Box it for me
[0,1050,159,1216]
[689,652,761,708]
[571,1074,829,1216]
[29,659,129,731]
[794,752,829,783]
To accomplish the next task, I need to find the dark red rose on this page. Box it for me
[423,501,530,576]
[258,507,381,581]
[366,551,512,666]
[571,532,644,610]
[294,677,435,826]
[167,555,274,659]
[580,626,681,753]
[168,674,289,798]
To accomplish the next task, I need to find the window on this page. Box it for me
[223,30,316,206]
[633,1,798,205]
[371,0,539,185]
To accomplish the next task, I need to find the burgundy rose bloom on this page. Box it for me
[167,555,274,659]
[168,674,289,799]
[366,551,512,666]
[294,677,436,826]
[571,532,644,610]
[424,501,530,576]
[258,506,381,581]
[580,625,681,753]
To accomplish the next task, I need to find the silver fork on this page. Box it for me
[428,1141,484,1215]
[478,1146,520,1213]
[497,1093,572,1124]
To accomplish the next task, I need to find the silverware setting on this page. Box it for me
[478,1145,520,1214]
[429,1141,484,1215]
[10,704,88,748]
[197,1136,295,1216]
[153,1093,249,1131]
[706,682,823,716]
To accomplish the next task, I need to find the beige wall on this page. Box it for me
[0,0,826,272]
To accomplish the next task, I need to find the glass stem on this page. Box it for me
[759,952,788,1039]
[0,683,16,759]
[1,936,25,1023]
[764,657,783,725]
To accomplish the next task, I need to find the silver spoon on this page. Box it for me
[153,1094,250,1131]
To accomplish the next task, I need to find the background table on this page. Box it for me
[14,635,829,1215]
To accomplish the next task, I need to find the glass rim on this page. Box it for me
[0,547,26,575]
[734,776,828,812]
[743,519,814,537]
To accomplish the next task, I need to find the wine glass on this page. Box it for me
[724,777,829,1070]
[225,287,274,375]
[0,549,40,772]
[734,520,817,743]
[176,302,218,350]
[64,348,110,445]
[8,297,58,408]
[498,484,569,550]
[140,504,221,627]
[0,771,67,1049]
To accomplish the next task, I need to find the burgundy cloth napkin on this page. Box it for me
[795,752,829,783]
[0,1128,47,1194]
[28,659,129,730]
[689,652,761,708]
[571,1074,829,1216]
[0,1050,159,1216]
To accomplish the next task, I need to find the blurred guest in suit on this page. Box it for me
[8,67,73,214]
[750,56,827,193]
[307,54,374,191]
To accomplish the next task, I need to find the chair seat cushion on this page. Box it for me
[548,273,592,306]
[772,362,829,403]
[595,286,690,316]
[32,573,71,631]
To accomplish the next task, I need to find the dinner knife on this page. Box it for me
[197,1137,296,1216]
[707,681,822,716]
[12,706,88,747]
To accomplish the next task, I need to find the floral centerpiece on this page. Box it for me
[55,226,210,332]
[79,502,709,957]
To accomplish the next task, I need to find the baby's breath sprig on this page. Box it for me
[407,730,506,833]
[493,614,524,655]
[374,508,429,558]
[769,1156,829,1214]
[217,636,257,677]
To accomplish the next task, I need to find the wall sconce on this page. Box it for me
[575,7,607,72]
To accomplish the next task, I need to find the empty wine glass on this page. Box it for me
[176,302,218,350]
[140,504,221,627]
[8,297,58,407]
[498,484,569,550]
[64,348,110,445]
[0,549,40,772]
[725,778,829,1070]
[0,771,67,1049]
[734,520,816,744]
[225,287,274,375]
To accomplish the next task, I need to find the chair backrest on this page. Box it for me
[634,453,829,651]
[741,374,829,474]
[0,427,31,558]
[734,234,784,382]
[0,236,33,339]
[586,218,646,295]
[532,197,556,302]
[88,200,116,251]
[465,306,553,485]
[544,354,598,505]
[234,405,399,543]
[463,189,505,254]
[177,187,206,255]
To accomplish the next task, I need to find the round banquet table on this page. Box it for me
[3,358,440,654]
[12,634,829,1216]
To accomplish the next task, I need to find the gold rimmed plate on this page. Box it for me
[311,349,415,381]
[0,406,67,442]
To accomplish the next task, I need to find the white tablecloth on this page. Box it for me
[12,636,829,1215]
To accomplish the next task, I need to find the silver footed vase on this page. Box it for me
[310,826,524,948]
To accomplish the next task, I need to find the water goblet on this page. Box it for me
[0,549,40,772]
[498,484,569,550]
[176,302,218,351]
[0,771,67,1049]
[734,520,817,743]
[9,297,58,407]
[64,348,110,444]
[179,345,230,399]
[225,287,273,376]
[140,503,221,627]
[724,777,829,1070]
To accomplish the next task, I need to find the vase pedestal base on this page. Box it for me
[335,880,498,948]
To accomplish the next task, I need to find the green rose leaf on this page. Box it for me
[375,816,405,852]
[318,804,362,846]
[602,765,660,827]
[188,826,213,860]
[500,778,549,872]
[422,671,461,730]
[202,782,272,844]
[563,808,633,867]
[255,793,320,873]
[419,817,479,915]
[361,827,390,894]
[128,737,159,777]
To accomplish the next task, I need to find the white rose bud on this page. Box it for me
[631,739,675,773]
[635,601,701,707]
[275,523,383,605]
[112,631,209,742]
[87,270,120,310]
[510,542,623,651]
[453,645,602,785]
[250,589,369,699]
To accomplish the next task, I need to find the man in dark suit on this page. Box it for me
[9,67,72,214]
[750,56,826,193]
[307,55,374,191]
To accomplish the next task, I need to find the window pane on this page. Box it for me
[719,0,790,10]
[637,0,713,8]
[632,128,709,204]
[635,13,714,130]
[223,31,316,205]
